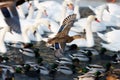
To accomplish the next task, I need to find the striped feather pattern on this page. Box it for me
[53,14,76,50]
[62,14,76,26]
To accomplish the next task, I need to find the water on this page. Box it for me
[1,32,120,80]
[1,2,120,80]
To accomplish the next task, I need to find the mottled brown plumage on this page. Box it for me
[47,14,85,49]
[0,1,14,8]
[0,0,29,7]
[48,35,84,44]
[47,14,86,58]
[106,69,120,80]
[0,0,13,2]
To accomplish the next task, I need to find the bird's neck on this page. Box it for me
[22,28,31,43]
[33,0,39,8]
[74,5,80,19]
[34,18,48,29]
[33,19,44,29]
[35,10,43,20]
[16,6,25,19]
[85,20,94,47]
[35,32,42,41]
[26,4,34,20]
[0,27,8,53]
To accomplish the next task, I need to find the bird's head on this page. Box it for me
[39,18,51,31]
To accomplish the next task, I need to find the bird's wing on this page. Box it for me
[0,1,21,34]
[56,14,76,37]
[56,22,73,37]
[58,14,76,33]
[62,14,76,26]
[8,3,21,33]
[48,14,76,50]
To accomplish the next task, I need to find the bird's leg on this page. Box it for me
[54,49,64,59]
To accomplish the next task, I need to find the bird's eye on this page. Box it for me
[95,18,97,20]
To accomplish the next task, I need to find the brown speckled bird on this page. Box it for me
[47,14,85,58]
[106,69,120,80]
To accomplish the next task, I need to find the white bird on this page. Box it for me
[71,15,106,32]
[100,42,120,52]
[4,19,34,44]
[25,1,59,36]
[27,18,51,42]
[0,5,50,53]
[20,2,51,41]
[89,3,120,27]
[33,0,62,23]
[97,29,120,51]
[97,30,120,43]
[60,0,81,25]
[0,25,9,53]
[67,15,100,47]
[106,3,120,17]
[0,1,22,53]
[27,1,48,20]
[4,18,50,43]
[16,1,30,19]
[33,0,79,24]
[29,0,80,37]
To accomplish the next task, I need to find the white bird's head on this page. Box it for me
[87,15,100,23]
[39,18,51,31]
[63,0,74,10]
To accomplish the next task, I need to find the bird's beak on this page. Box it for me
[43,10,48,17]
[28,3,32,10]
[95,18,100,23]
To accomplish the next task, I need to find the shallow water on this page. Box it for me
[1,31,120,80]
[0,6,120,80]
